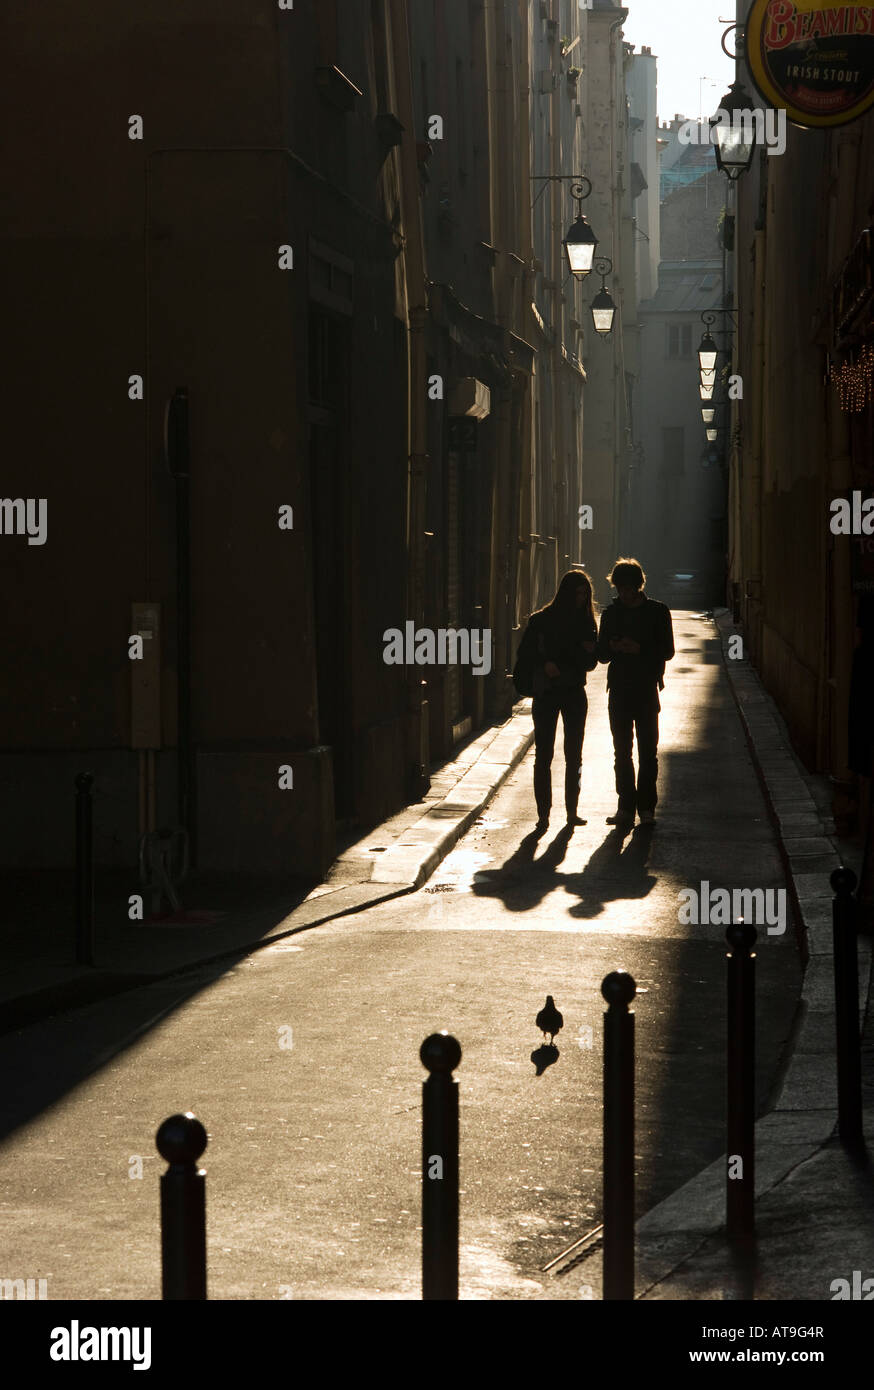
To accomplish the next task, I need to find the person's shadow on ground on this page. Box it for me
[562,823,657,919]
[471,825,573,914]
[472,822,657,922]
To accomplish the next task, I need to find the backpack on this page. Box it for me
[512,621,546,697]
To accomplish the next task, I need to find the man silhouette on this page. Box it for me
[597,559,674,829]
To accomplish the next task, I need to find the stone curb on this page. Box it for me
[370,704,535,886]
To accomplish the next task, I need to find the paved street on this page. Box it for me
[0,615,801,1300]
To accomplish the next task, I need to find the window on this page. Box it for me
[660,426,685,477]
[666,322,693,358]
[308,307,349,417]
[308,238,354,316]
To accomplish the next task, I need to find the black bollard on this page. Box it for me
[602,970,636,1300]
[156,1112,208,1300]
[420,1032,461,1300]
[726,922,757,1242]
[74,772,95,966]
[831,867,863,1148]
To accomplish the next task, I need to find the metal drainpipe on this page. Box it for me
[609,15,625,568]
[389,0,430,795]
[825,124,861,776]
[550,33,563,601]
[517,0,534,626]
[164,386,195,865]
[750,217,765,660]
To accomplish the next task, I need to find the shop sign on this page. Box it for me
[746,0,874,127]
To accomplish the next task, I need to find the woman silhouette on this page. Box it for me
[514,570,599,833]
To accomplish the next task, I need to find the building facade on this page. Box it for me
[728,11,874,899]
[4,2,431,875]
[3,0,643,880]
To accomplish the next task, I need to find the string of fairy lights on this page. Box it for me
[830,342,874,413]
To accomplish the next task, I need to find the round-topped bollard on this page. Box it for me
[75,771,94,793]
[831,866,863,1147]
[601,970,637,1007]
[726,921,758,953]
[420,1033,461,1302]
[420,1031,462,1074]
[156,1112,208,1167]
[156,1113,208,1300]
[725,920,757,1242]
[831,866,858,898]
[601,970,636,1301]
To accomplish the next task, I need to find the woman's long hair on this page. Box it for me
[532,569,597,636]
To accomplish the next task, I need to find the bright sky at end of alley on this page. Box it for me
[623,0,737,123]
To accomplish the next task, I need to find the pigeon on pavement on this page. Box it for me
[535,995,563,1042]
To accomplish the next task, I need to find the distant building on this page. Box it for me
[578,1,638,608]
[634,116,728,607]
[626,47,660,303]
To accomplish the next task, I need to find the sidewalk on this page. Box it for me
[1,710,535,1033]
[630,609,874,1300]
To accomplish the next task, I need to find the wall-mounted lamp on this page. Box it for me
[530,174,600,279]
[698,331,719,373]
[563,178,598,279]
[590,256,616,335]
[710,80,757,180]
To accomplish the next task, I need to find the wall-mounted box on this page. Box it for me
[131,602,161,749]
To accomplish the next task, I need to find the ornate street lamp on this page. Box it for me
[698,311,728,376]
[590,257,616,335]
[696,309,736,405]
[562,177,598,279]
[710,80,757,180]
[698,330,718,373]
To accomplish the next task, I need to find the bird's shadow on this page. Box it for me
[531,1042,560,1076]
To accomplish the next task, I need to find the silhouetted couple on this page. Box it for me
[513,559,675,833]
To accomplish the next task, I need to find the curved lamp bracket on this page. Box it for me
[719,20,744,60]
[701,308,738,330]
